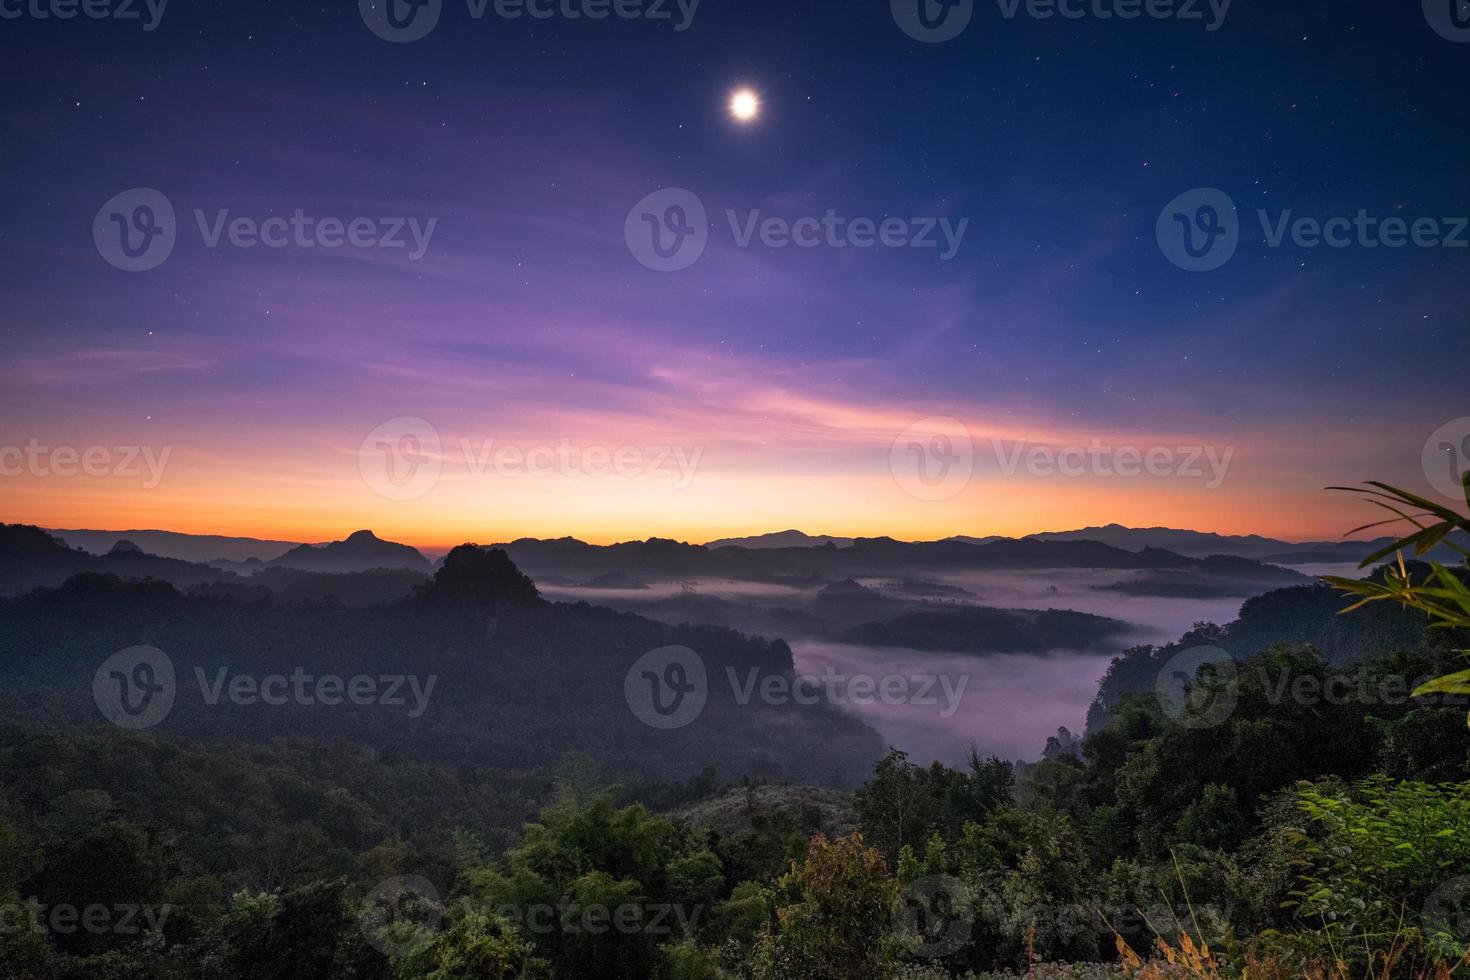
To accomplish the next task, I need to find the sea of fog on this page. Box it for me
[788,569,1252,766]
[544,567,1330,765]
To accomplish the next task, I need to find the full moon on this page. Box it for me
[729,88,760,123]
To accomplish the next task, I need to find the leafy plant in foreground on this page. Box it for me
[1326,473,1470,723]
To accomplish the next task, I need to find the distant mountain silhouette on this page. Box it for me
[688,524,1469,565]
[413,543,539,604]
[705,530,855,549]
[1029,524,1468,564]
[816,578,875,599]
[48,527,299,563]
[0,524,246,596]
[0,542,882,787]
[493,534,1302,584]
[268,530,430,573]
[841,607,1134,655]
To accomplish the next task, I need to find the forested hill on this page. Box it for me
[1085,568,1444,733]
[0,544,882,789]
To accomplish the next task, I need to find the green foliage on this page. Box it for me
[854,750,1013,862]
[1289,777,1470,964]
[749,834,900,980]
[1328,476,1470,724]
[394,908,548,980]
[206,880,387,980]
[452,793,721,980]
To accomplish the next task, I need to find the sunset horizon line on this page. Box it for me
[14,516,1400,555]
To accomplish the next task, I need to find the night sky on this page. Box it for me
[2,0,1467,546]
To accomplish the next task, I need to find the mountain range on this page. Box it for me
[46,523,1463,570]
[265,529,430,573]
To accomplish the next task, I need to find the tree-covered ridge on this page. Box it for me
[4,475,1470,977]
[0,546,883,789]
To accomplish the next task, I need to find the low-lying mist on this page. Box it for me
[545,566,1264,764]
